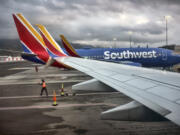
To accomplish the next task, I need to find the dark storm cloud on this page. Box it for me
[72,22,164,44]
[0,0,180,47]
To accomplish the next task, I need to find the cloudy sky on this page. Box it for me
[0,0,180,47]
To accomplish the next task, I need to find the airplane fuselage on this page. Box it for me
[75,48,180,67]
[22,47,180,68]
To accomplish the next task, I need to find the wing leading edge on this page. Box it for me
[56,57,180,126]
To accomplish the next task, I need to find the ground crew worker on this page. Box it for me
[40,79,48,97]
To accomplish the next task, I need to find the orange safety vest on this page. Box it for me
[42,82,46,88]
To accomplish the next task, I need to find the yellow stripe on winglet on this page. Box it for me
[60,35,78,55]
[16,13,45,47]
[36,24,63,53]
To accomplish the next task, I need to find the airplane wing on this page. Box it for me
[97,58,142,67]
[56,57,180,126]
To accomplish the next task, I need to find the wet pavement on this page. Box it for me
[0,61,180,135]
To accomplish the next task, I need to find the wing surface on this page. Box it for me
[56,57,180,126]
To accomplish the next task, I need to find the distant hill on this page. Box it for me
[0,39,22,56]
[0,39,22,51]
[159,44,180,52]
[159,44,176,50]
[56,40,95,49]
[0,39,95,56]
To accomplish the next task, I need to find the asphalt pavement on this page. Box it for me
[0,61,180,135]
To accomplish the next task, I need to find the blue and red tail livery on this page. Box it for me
[13,13,71,69]
[60,35,80,57]
[13,13,49,64]
[37,24,67,57]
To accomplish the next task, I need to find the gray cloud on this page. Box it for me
[0,0,180,47]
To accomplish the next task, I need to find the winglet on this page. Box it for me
[60,35,80,57]
[37,24,66,58]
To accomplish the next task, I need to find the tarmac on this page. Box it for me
[0,61,180,135]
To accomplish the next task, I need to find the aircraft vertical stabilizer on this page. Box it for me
[37,24,67,57]
[60,35,80,57]
[37,24,71,69]
[12,13,49,63]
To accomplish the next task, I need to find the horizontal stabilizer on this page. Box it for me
[21,52,37,57]
[101,101,166,121]
[72,79,116,94]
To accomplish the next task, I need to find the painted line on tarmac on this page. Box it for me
[8,67,34,70]
[0,95,70,99]
[0,80,84,85]
[0,92,120,100]
[0,95,52,99]
[0,103,116,111]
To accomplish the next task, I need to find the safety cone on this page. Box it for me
[60,83,65,96]
[52,90,58,106]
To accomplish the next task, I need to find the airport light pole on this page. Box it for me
[164,15,171,46]
[128,31,133,48]
[113,37,117,48]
